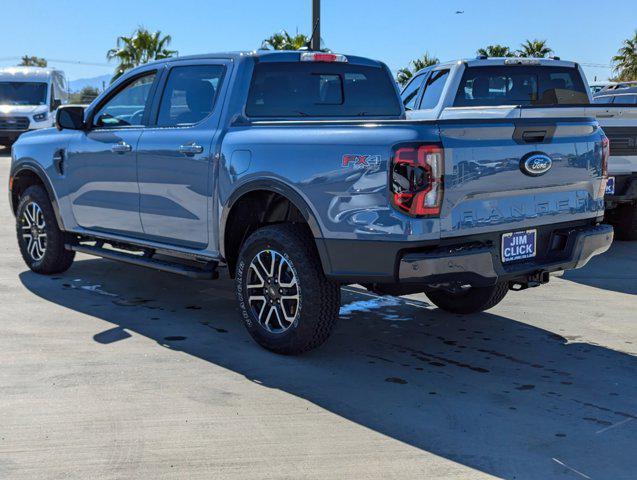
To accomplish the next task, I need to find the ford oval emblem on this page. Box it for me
[520,152,552,177]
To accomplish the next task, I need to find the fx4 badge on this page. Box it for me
[341,154,381,168]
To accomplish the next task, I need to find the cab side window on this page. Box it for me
[401,74,425,110]
[93,72,156,128]
[156,65,225,127]
[419,69,450,109]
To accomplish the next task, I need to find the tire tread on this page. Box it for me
[16,185,75,274]
[236,223,340,355]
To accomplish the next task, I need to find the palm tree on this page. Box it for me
[19,55,47,67]
[517,39,553,58]
[106,27,177,82]
[396,52,440,86]
[612,31,637,81]
[262,31,310,50]
[476,45,514,58]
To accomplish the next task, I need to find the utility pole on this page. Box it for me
[311,0,320,51]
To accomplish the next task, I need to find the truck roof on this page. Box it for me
[141,50,386,68]
[0,66,62,82]
[414,57,579,76]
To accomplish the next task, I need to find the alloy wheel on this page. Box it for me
[21,202,47,261]
[246,249,300,333]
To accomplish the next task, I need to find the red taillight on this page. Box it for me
[601,135,610,177]
[299,52,348,63]
[390,144,444,217]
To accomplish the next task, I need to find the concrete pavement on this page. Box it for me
[1,150,636,479]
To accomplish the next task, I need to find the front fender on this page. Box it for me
[10,161,66,230]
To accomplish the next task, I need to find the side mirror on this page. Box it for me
[51,98,62,111]
[56,106,85,131]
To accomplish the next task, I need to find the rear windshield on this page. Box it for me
[246,62,402,117]
[454,66,589,106]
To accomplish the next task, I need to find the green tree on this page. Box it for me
[70,86,100,104]
[262,31,310,50]
[612,31,637,81]
[106,27,177,82]
[476,45,514,58]
[396,52,440,87]
[517,39,553,58]
[19,55,47,67]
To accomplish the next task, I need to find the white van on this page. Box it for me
[0,66,68,147]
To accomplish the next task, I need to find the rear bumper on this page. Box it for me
[322,221,613,287]
[398,224,613,286]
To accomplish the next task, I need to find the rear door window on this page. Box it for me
[419,69,449,109]
[156,65,225,127]
[454,66,589,106]
[401,74,425,110]
[246,62,401,117]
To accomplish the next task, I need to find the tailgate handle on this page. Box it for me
[521,130,547,143]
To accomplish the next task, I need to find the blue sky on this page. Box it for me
[1,0,635,82]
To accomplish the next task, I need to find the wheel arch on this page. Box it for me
[220,179,331,277]
[10,163,65,230]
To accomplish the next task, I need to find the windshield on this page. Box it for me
[246,62,401,117]
[454,66,589,106]
[0,81,48,106]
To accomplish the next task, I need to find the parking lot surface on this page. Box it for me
[1,150,636,479]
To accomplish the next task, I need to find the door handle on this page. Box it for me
[111,141,132,153]
[178,143,204,155]
[521,130,547,144]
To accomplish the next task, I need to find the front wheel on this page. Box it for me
[16,185,75,274]
[424,282,509,315]
[235,224,340,355]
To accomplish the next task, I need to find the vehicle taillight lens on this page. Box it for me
[601,135,610,177]
[299,52,348,63]
[390,144,444,217]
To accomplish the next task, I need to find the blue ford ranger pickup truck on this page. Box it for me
[9,51,613,354]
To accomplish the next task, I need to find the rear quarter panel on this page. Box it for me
[218,122,441,242]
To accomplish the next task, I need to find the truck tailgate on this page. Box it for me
[520,105,637,174]
[438,118,605,238]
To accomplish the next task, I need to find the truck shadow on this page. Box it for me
[562,241,637,295]
[20,260,637,480]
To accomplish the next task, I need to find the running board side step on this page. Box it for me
[66,244,219,279]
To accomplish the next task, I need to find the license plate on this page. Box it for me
[501,229,537,263]
[605,176,615,195]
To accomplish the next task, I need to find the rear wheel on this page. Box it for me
[425,282,509,314]
[16,185,75,274]
[610,203,637,241]
[235,224,340,355]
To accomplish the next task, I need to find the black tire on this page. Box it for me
[235,224,340,355]
[16,185,75,274]
[425,282,509,315]
[610,203,637,241]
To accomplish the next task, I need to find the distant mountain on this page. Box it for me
[68,74,111,92]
